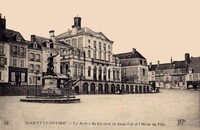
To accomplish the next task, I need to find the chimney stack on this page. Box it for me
[185,53,190,64]
[171,56,173,63]
[0,13,6,30]
[157,60,160,66]
[72,16,81,28]
[132,48,136,53]
[31,35,36,42]
[149,62,152,68]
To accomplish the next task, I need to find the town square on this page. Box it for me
[0,0,200,130]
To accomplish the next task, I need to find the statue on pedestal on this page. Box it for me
[46,52,59,75]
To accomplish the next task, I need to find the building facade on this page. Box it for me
[114,48,149,84]
[0,14,28,85]
[55,17,124,94]
[148,53,200,89]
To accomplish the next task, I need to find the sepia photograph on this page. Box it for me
[0,0,199,130]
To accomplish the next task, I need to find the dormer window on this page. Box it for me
[189,68,194,74]
[16,34,21,41]
[33,42,37,49]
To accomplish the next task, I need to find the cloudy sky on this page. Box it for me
[1,0,200,64]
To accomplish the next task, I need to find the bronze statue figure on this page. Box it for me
[47,52,59,74]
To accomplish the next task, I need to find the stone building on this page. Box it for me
[114,48,149,84]
[185,56,200,89]
[55,16,122,94]
[148,53,200,89]
[0,14,28,85]
[27,38,43,86]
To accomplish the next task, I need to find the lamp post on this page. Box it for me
[35,71,39,96]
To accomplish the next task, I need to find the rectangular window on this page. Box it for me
[78,37,83,49]
[140,60,143,65]
[20,47,25,56]
[21,73,25,82]
[108,45,110,49]
[108,54,110,61]
[93,49,96,59]
[12,45,18,55]
[11,72,15,81]
[0,71,1,80]
[99,42,101,50]
[29,64,34,71]
[93,41,96,48]
[99,51,101,60]
[29,53,34,61]
[0,45,4,55]
[0,57,4,66]
[104,52,106,60]
[104,43,106,51]
[36,65,40,72]
[12,58,17,67]
[20,59,24,68]
[88,50,91,58]
[36,54,40,61]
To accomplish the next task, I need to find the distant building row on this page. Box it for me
[148,54,200,89]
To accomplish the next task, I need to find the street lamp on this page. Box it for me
[35,71,39,96]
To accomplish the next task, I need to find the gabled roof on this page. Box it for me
[56,27,113,42]
[188,57,200,73]
[114,51,146,60]
[0,29,25,42]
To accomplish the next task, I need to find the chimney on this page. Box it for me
[132,48,136,53]
[0,13,6,30]
[31,35,36,41]
[72,16,81,28]
[185,53,190,64]
[149,62,152,68]
[171,56,173,63]
[49,30,56,42]
[157,60,160,66]
[49,30,55,37]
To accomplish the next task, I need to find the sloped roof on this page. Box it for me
[172,60,186,69]
[114,51,146,60]
[32,35,50,45]
[188,57,200,73]
[156,63,175,70]
[0,29,25,42]
[148,64,157,71]
[56,27,113,42]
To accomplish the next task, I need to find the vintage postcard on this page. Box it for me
[0,0,199,130]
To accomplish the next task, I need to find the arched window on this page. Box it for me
[42,42,47,47]
[99,67,102,81]
[108,69,110,80]
[103,68,107,81]
[113,70,115,81]
[93,66,97,80]
[117,71,119,80]
[50,43,54,48]
[88,66,91,77]
[60,65,63,74]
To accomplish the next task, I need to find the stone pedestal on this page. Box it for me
[42,75,61,95]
